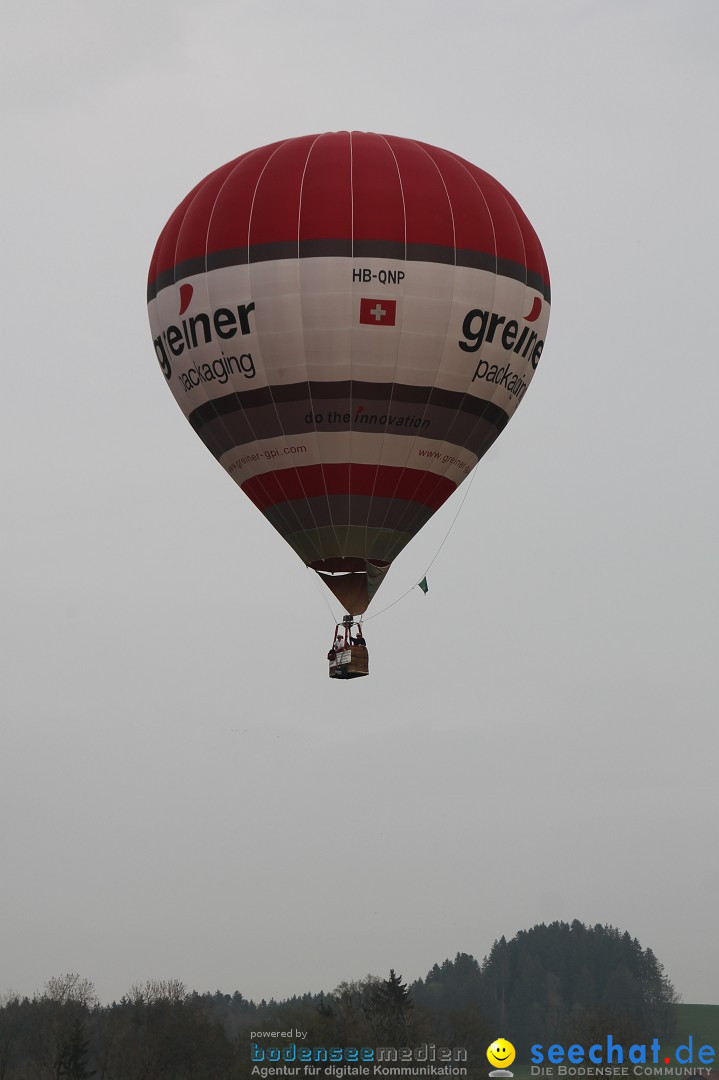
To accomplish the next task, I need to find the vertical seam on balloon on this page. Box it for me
[188,147,317,557]
[296,132,344,563]
[161,153,312,562]
[347,130,355,562]
[222,144,324,563]
[360,132,408,566]
[368,138,459,561]
[380,147,506,564]
[213,149,323,561]
[242,138,327,565]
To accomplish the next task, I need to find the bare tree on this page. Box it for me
[43,975,98,1009]
[126,978,188,1006]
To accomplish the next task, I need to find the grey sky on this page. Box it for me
[1,0,717,1007]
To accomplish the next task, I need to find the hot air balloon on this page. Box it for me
[147,132,550,675]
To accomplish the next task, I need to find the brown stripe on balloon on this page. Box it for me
[282,524,413,565]
[261,494,436,535]
[190,381,509,420]
[189,383,508,458]
[196,403,503,462]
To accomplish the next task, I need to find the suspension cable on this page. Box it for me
[363,465,478,622]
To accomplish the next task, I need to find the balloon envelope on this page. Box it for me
[147,132,550,613]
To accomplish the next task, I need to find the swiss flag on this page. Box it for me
[359,298,397,326]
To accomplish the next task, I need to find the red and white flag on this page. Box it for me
[359,298,397,326]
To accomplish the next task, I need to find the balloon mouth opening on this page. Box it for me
[309,557,389,574]
[311,558,391,615]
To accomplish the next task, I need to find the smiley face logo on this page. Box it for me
[487,1039,516,1069]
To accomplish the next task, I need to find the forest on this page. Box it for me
[0,921,678,1079]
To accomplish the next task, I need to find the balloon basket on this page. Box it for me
[328,645,369,680]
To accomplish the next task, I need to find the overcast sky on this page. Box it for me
[2,0,717,1009]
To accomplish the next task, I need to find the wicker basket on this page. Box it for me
[328,645,369,679]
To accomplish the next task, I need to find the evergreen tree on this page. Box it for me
[372,970,413,1043]
[478,921,677,1045]
[56,1018,95,1079]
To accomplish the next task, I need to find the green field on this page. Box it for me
[664,1003,719,1059]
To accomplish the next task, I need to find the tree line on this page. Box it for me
[0,921,678,1079]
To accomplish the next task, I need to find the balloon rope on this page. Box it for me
[360,583,416,622]
[311,570,344,626]
[363,464,478,623]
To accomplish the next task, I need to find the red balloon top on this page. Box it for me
[148,131,550,303]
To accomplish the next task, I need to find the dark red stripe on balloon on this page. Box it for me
[241,464,456,514]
